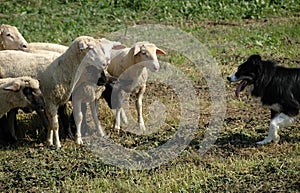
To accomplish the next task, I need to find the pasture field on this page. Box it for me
[0,1,300,192]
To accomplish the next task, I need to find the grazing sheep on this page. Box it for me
[107,41,166,130]
[71,38,126,144]
[0,76,45,139]
[0,36,108,148]
[0,24,28,51]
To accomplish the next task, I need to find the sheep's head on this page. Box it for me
[0,24,28,51]
[76,36,108,71]
[23,78,45,112]
[4,77,45,112]
[99,38,126,66]
[133,42,166,72]
[77,36,96,52]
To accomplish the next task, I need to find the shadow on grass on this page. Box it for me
[190,132,259,155]
[214,133,259,148]
[190,129,299,155]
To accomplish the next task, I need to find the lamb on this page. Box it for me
[0,36,108,148]
[0,24,28,51]
[71,38,126,144]
[0,76,45,139]
[107,41,166,131]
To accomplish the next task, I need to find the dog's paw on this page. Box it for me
[256,138,272,145]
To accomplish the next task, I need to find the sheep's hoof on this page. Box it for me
[114,124,121,131]
[53,140,61,148]
[55,143,62,148]
[46,140,54,147]
[75,137,84,145]
[139,124,146,131]
[98,130,105,137]
[96,126,105,137]
[122,117,128,125]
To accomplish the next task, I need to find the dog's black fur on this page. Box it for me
[228,54,300,117]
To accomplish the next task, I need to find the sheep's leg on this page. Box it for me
[136,84,146,131]
[46,113,61,148]
[58,104,74,139]
[46,112,53,146]
[73,101,84,145]
[120,108,128,124]
[90,100,105,137]
[114,108,121,130]
[7,109,17,140]
[36,109,50,140]
[46,125,53,146]
[81,103,89,135]
[53,115,61,148]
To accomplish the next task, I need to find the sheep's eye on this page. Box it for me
[6,33,14,39]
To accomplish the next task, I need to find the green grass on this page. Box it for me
[1,0,299,43]
[0,0,300,192]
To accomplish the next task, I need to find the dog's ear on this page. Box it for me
[248,55,261,65]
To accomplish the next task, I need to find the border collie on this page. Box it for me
[227,54,299,144]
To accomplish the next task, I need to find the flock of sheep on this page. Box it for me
[0,24,166,148]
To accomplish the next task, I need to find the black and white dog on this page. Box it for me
[227,54,300,144]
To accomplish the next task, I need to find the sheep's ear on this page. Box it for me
[79,41,93,50]
[4,82,21,92]
[133,45,141,56]
[79,41,88,50]
[0,24,4,32]
[156,48,166,55]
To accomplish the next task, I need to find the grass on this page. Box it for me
[0,0,300,192]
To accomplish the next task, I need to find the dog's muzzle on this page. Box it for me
[227,73,238,82]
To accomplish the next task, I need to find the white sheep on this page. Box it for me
[25,38,125,144]
[71,38,126,144]
[107,41,166,131]
[0,36,108,148]
[27,42,68,54]
[17,37,125,143]
[0,24,67,53]
[0,76,45,139]
[0,24,66,54]
[0,24,28,51]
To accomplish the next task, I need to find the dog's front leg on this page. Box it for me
[270,109,279,119]
[257,113,295,145]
